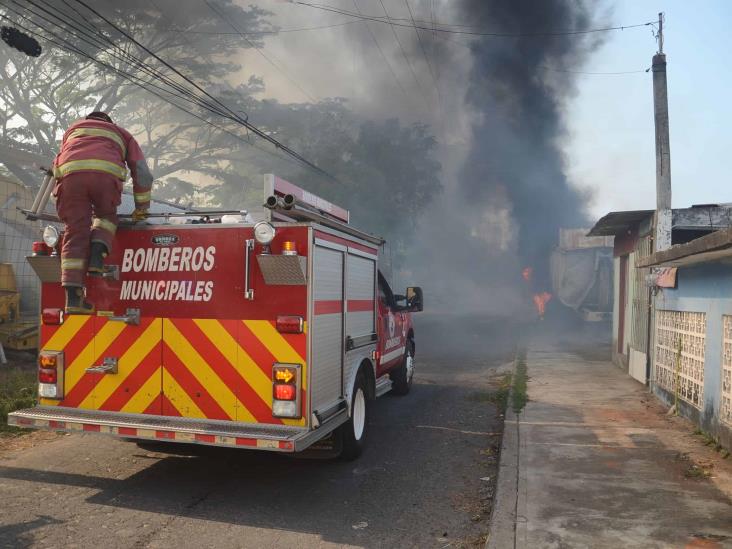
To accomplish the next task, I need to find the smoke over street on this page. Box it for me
[400,1,603,315]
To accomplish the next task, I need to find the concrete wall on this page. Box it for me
[652,260,732,449]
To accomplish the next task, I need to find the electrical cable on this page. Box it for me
[4,0,233,120]
[404,0,438,100]
[22,0,235,120]
[203,0,317,103]
[0,8,331,176]
[377,0,426,106]
[164,19,360,35]
[68,0,339,182]
[430,26,649,76]
[291,1,655,38]
[350,0,407,97]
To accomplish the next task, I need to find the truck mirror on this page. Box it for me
[406,286,423,312]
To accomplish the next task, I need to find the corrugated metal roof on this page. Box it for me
[587,210,653,236]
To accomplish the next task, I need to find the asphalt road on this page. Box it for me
[0,315,518,548]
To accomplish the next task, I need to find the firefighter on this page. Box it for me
[52,111,153,314]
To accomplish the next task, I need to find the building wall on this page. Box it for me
[611,252,633,371]
[612,256,620,362]
[652,261,732,449]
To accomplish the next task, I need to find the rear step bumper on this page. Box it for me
[8,407,348,453]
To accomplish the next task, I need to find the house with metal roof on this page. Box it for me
[588,205,732,379]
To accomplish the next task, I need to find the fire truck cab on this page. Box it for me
[10,175,422,460]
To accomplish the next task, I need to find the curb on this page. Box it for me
[486,355,520,549]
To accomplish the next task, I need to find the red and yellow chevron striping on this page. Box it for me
[40,316,307,426]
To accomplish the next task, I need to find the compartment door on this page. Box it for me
[311,244,345,414]
[43,315,163,414]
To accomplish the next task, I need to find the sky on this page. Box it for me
[568,0,732,218]
[230,0,732,221]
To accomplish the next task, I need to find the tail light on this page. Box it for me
[32,241,52,256]
[42,308,64,325]
[38,350,64,399]
[276,315,303,334]
[38,368,56,384]
[272,363,301,418]
[274,384,296,400]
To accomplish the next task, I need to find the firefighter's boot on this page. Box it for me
[65,286,94,315]
[87,242,108,275]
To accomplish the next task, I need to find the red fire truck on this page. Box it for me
[9,175,423,459]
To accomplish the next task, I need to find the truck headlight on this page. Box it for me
[42,225,59,247]
[254,221,276,245]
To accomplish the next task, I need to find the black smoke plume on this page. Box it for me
[457,0,599,291]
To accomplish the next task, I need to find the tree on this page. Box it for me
[0,0,273,189]
[220,97,442,262]
[0,0,443,263]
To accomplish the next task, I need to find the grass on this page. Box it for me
[693,428,730,459]
[0,367,37,434]
[684,463,712,479]
[471,373,512,414]
[512,349,528,414]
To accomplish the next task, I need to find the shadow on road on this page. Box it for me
[0,315,521,547]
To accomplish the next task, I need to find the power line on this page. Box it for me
[8,0,233,120]
[203,0,317,103]
[404,0,438,100]
[69,0,338,182]
[377,0,426,106]
[350,0,407,97]
[291,1,655,38]
[3,0,341,182]
[164,19,359,35]
[539,66,649,75]
[0,11,314,173]
[429,27,648,76]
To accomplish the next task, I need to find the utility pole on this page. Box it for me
[652,12,672,251]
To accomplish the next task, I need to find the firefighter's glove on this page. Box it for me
[131,208,149,222]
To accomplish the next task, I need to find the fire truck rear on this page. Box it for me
[9,174,423,460]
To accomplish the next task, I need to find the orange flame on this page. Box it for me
[522,267,533,283]
[533,292,552,318]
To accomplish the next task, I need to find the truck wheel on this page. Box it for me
[390,338,415,395]
[340,371,369,460]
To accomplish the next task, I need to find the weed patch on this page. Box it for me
[474,373,512,414]
[512,349,528,413]
[0,367,37,434]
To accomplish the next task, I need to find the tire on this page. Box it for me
[339,371,369,461]
[390,337,415,396]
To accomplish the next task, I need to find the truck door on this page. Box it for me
[40,311,163,415]
[311,241,345,414]
[88,315,163,414]
[377,272,405,375]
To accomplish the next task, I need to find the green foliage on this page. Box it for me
[0,0,273,188]
[512,349,528,413]
[228,99,442,264]
[476,373,512,413]
[0,367,37,434]
[0,2,442,250]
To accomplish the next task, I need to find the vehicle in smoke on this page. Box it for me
[10,176,424,460]
[549,229,613,321]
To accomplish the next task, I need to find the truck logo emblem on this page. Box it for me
[152,234,179,246]
[388,313,396,338]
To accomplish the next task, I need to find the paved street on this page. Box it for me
[0,315,517,548]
